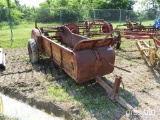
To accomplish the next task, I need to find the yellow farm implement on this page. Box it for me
[136,38,160,69]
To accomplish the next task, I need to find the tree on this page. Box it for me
[6,0,13,40]
[0,0,7,22]
[139,0,160,20]
[141,0,159,9]
[93,0,135,10]
[14,0,20,6]
[39,0,135,10]
[0,0,24,40]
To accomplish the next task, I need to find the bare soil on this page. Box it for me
[0,40,160,120]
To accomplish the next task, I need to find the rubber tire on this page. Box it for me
[28,38,39,63]
[116,42,121,49]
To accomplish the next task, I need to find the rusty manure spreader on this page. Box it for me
[28,20,133,111]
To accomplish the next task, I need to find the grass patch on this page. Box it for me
[45,81,74,102]
[38,78,45,83]
[22,56,30,63]
[0,22,60,49]
[0,22,31,48]
[42,71,118,119]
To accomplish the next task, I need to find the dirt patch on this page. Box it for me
[0,41,160,120]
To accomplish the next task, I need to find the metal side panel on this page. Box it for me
[75,46,115,83]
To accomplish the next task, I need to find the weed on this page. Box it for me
[46,83,73,102]
[38,78,45,83]
[22,57,30,63]
[45,73,53,81]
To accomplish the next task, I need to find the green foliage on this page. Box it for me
[36,0,136,23]
[0,0,24,26]
[0,0,137,25]
[147,9,157,20]
[46,82,73,102]
[11,9,24,24]
[35,8,53,22]
[0,0,7,22]
[23,56,30,63]
[94,0,135,10]
[59,9,81,23]
[0,0,6,9]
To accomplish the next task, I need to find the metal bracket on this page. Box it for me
[95,76,133,110]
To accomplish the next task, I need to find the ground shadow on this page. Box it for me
[32,57,140,120]
[0,66,5,73]
[149,68,160,84]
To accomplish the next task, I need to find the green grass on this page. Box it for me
[22,56,30,63]
[0,22,32,48]
[113,20,154,28]
[46,82,74,102]
[44,76,117,119]
[140,20,154,26]
[0,21,60,49]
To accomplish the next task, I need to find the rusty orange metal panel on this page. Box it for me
[74,46,115,83]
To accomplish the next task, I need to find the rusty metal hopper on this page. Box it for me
[31,26,115,83]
